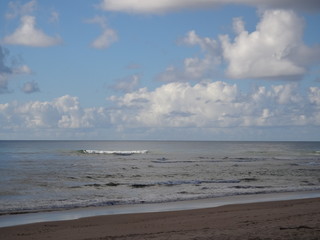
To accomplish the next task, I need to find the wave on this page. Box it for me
[79,150,148,155]
[156,179,241,185]
[71,179,242,189]
[313,151,320,155]
[2,186,320,217]
[130,179,241,188]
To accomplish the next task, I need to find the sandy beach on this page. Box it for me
[1,197,320,240]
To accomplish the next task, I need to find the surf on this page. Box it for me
[79,149,148,155]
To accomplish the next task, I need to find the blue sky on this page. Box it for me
[0,0,320,140]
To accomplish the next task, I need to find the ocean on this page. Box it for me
[0,140,320,215]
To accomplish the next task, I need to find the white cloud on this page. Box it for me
[98,0,320,14]
[1,84,319,139]
[2,15,62,47]
[91,29,118,49]
[182,31,221,79]
[232,17,245,34]
[160,10,320,81]
[307,87,320,124]
[158,56,217,82]
[158,31,220,82]
[220,9,320,79]
[86,16,118,49]
[0,95,110,130]
[182,30,218,54]
[309,87,320,105]
[110,81,320,129]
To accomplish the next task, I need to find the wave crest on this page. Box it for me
[80,150,148,155]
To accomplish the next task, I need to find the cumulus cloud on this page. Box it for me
[109,81,320,128]
[2,15,62,47]
[98,0,320,14]
[0,95,110,129]
[1,84,319,138]
[86,16,118,49]
[158,31,220,82]
[182,30,218,54]
[22,81,40,94]
[220,9,320,79]
[158,9,320,81]
[309,87,320,105]
[158,57,217,82]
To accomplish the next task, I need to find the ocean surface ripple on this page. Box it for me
[0,141,319,214]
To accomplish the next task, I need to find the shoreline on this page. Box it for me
[1,190,320,228]
[1,196,320,240]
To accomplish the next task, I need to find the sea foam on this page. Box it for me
[81,149,148,155]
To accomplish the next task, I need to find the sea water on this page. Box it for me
[0,141,319,215]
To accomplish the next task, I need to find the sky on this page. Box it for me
[0,0,320,141]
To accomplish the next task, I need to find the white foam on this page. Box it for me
[82,150,148,155]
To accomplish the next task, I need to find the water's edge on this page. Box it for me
[1,190,320,228]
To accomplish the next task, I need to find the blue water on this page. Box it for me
[0,141,319,214]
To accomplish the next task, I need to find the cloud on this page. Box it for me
[158,9,320,82]
[5,0,37,19]
[309,87,320,105]
[98,0,320,14]
[158,31,220,82]
[49,10,59,23]
[182,30,218,54]
[0,95,110,129]
[86,16,118,49]
[2,15,62,47]
[91,29,118,49]
[1,83,319,139]
[220,9,320,79]
[112,74,140,92]
[109,81,320,129]
[0,47,12,74]
[158,57,217,82]
[0,46,12,93]
[13,65,32,75]
[0,75,10,94]
[0,46,32,93]
[22,81,40,94]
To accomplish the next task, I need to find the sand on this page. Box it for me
[1,197,320,240]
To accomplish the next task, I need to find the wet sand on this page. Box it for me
[1,197,320,240]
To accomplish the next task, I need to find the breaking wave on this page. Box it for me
[79,149,148,155]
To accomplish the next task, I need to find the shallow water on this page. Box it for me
[1,191,320,228]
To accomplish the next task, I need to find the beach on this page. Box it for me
[1,197,320,240]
